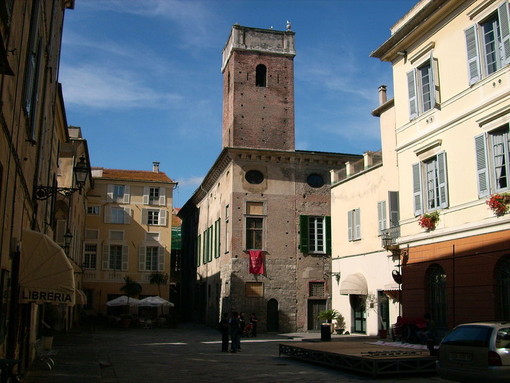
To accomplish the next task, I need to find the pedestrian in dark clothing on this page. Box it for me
[229,311,241,352]
[219,313,230,352]
[239,312,246,337]
[250,313,258,337]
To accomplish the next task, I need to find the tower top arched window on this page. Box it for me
[256,64,267,87]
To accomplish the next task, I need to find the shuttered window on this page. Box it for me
[377,201,387,234]
[407,55,439,119]
[300,216,331,254]
[347,209,361,242]
[412,152,449,215]
[465,2,510,85]
[475,127,510,197]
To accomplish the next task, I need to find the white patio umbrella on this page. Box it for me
[138,296,174,307]
[106,295,140,306]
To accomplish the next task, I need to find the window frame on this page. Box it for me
[465,2,510,85]
[347,209,361,242]
[407,54,439,119]
[300,215,331,254]
[412,152,448,216]
[476,126,510,197]
[83,243,97,269]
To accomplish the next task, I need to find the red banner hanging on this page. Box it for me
[248,250,265,274]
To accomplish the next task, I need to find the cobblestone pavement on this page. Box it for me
[23,323,454,383]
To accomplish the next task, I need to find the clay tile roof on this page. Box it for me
[92,167,175,184]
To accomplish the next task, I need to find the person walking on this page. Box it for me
[219,313,230,352]
[250,313,258,337]
[229,311,241,353]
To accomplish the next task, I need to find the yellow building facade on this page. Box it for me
[83,164,177,316]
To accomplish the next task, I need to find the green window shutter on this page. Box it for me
[475,133,489,197]
[465,25,481,85]
[499,1,510,65]
[325,216,331,255]
[413,163,423,216]
[437,152,449,208]
[299,215,309,254]
[407,70,418,119]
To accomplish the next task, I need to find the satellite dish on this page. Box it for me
[392,270,402,284]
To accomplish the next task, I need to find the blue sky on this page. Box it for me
[60,0,416,207]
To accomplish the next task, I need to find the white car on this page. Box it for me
[437,322,510,382]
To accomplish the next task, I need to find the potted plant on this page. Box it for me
[418,211,440,231]
[487,193,510,216]
[334,314,346,335]
[318,309,342,334]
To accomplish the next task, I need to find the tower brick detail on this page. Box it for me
[222,25,296,151]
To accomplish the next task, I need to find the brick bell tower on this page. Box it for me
[221,23,296,151]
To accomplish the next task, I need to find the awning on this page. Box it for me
[76,289,87,305]
[19,229,75,306]
[339,273,368,295]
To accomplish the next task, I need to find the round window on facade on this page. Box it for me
[307,173,325,188]
[245,170,264,184]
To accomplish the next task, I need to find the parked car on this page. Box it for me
[436,322,510,382]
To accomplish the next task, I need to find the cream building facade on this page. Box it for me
[330,87,401,337]
[365,0,510,331]
[83,164,177,315]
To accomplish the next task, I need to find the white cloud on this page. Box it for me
[176,176,204,188]
[60,65,182,109]
[77,0,217,49]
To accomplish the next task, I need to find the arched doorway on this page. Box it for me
[495,256,510,320]
[267,299,279,332]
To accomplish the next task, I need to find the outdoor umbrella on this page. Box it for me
[106,295,140,306]
[138,296,174,307]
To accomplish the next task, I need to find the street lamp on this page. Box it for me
[35,156,89,200]
[63,230,73,254]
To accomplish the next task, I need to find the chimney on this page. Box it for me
[378,85,387,106]
[152,162,160,173]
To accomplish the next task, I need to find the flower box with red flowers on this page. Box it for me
[418,211,440,231]
[487,193,510,216]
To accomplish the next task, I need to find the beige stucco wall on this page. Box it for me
[84,178,174,313]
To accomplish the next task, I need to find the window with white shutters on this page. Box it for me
[347,209,361,241]
[475,126,510,197]
[407,55,440,119]
[412,152,449,215]
[465,2,510,85]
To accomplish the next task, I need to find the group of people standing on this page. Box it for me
[219,312,258,353]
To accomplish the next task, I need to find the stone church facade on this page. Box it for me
[179,24,361,332]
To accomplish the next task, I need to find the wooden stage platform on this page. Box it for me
[279,340,437,378]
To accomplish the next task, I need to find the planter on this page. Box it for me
[418,211,440,231]
[335,329,345,335]
[487,193,510,216]
[378,329,388,339]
